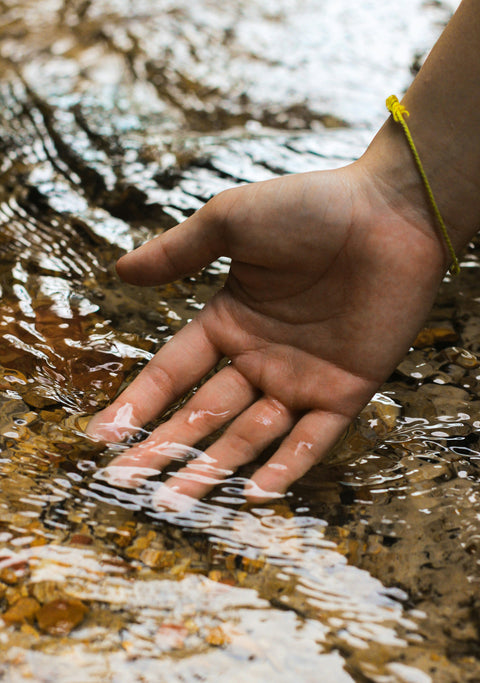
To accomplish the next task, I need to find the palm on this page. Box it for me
[88,166,445,500]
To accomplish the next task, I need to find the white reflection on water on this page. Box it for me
[0,544,355,681]
[0,504,416,680]
[81,473,417,648]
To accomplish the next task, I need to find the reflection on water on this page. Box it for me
[0,0,477,681]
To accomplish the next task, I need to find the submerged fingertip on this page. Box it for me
[243,479,285,503]
[84,414,106,441]
[152,484,196,513]
[84,402,145,443]
[84,417,124,443]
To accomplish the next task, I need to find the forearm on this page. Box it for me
[360,0,480,264]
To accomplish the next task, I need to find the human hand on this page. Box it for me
[87,159,446,502]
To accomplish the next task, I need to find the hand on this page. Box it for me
[87,160,446,501]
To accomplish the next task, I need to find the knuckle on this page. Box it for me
[202,191,227,221]
[144,363,176,402]
[203,187,240,228]
[253,397,291,428]
[266,397,290,421]
[226,431,255,461]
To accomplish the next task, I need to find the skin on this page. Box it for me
[87,0,480,503]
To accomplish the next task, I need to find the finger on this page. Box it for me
[247,410,351,500]
[154,396,296,502]
[86,315,221,441]
[104,365,259,475]
[116,196,229,286]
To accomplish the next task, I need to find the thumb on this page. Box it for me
[116,193,230,286]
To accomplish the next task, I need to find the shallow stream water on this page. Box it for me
[1,1,479,681]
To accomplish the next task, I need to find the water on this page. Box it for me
[1,0,478,681]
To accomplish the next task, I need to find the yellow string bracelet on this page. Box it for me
[386,95,460,276]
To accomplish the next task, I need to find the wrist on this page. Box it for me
[357,0,480,265]
[358,109,479,272]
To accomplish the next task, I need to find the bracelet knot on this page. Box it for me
[386,95,409,123]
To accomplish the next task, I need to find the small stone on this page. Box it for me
[36,597,88,635]
[30,581,64,604]
[39,409,66,423]
[205,625,230,647]
[361,396,400,434]
[413,327,458,349]
[139,547,164,568]
[169,558,191,576]
[20,623,40,638]
[125,530,157,559]
[241,556,265,573]
[0,368,27,389]
[3,597,40,625]
[0,567,20,585]
[70,533,93,546]
[208,570,223,582]
[443,346,479,369]
[111,522,137,548]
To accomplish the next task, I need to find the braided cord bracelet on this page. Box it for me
[386,95,460,276]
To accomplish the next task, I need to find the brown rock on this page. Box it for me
[0,567,21,585]
[35,597,88,635]
[413,327,458,349]
[443,346,479,369]
[139,547,164,568]
[30,581,64,605]
[3,597,40,625]
[70,533,93,546]
[125,530,157,559]
[205,625,230,647]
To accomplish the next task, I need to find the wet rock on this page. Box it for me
[359,394,401,436]
[205,625,231,647]
[30,582,67,605]
[139,547,165,568]
[35,597,88,635]
[69,533,93,546]
[125,530,158,560]
[2,597,40,626]
[0,567,22,586]
[442,346,479,369]
[413,327,459,349]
